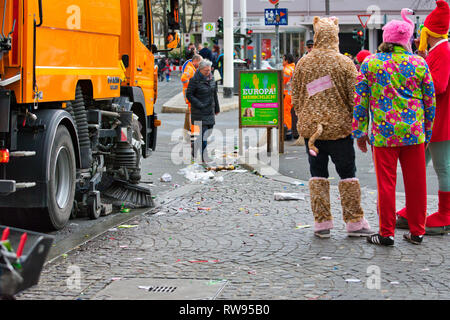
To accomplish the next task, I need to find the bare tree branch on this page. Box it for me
[187,0,201,34]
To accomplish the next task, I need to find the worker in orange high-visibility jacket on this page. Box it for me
[181,54,202,136]
[283,53,296,140]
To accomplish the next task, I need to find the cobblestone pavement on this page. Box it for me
[17,167,449,300]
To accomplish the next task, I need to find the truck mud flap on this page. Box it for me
[147,113,158,152]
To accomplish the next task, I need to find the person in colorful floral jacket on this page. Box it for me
[352,18,436,246]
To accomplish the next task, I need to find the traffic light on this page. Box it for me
[217,17,223,34]
[167,0,180,30]
[246,28,253,45]
[353,28,365,48]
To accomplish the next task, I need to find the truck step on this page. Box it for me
[10,151,36,158]
[15,182,37,189]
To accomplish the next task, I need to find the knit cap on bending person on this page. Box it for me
[356,50,372,64]
[418,0,450,52]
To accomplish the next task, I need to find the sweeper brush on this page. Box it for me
[99,175,154,209]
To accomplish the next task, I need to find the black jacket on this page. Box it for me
[186,71,220,126]
[199,47,213,63]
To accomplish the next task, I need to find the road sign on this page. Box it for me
[357,14,372,29]
[265,8,288,26]
[268,0,279,4]
[203,22,216,37]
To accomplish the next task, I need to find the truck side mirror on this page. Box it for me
[166,32,180,49]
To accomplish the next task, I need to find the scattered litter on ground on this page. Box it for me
[296,224,311,229]
[120,204,130,213]
[108,228,118,232]
[390,281,400,285]
[154,211,168,216]
[345,279,361,283]
[291,180,305,186]
[187,260,219,263]
[111,277,121,281]
[248,270,257,275]
[160,173,172,182]
[117,224,138,229]
[207,165,235,171]
[206,280,226,286]
[320,256,332,260]
[274,192,305,201]
[178,164,215,183]
[62,254,68,259]
[138,286,152,291]
[249,234,254,237]
[119,245,128,248]
[198,207,211,211]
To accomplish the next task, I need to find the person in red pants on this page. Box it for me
[396,0,450,235]
[352,17,436,246]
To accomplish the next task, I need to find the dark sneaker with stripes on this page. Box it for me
[366,233,394,246]
[403,232,423,245]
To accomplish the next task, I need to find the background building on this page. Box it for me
[203,0,441,61]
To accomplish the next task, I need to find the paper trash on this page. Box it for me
[160,173,172,182]
[178,164,215,183]
[274,193,305,201]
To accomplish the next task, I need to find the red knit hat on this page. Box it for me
[356,50,371,64]
[419,0,450,51]
[424,0,450,35]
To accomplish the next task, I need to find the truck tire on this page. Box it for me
[44,125,76,230]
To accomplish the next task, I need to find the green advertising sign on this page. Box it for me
[239,70,283,127]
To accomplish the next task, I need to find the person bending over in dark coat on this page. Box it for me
[186,59,220,163]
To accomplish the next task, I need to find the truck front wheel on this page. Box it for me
[44,125,76,230]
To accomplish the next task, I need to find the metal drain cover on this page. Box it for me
[92,278,228,300]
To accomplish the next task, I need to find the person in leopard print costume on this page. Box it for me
[292,16,372,239]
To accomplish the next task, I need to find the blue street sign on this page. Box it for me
[264,8,288,26]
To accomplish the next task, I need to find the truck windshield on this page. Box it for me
[138,0,149,46]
